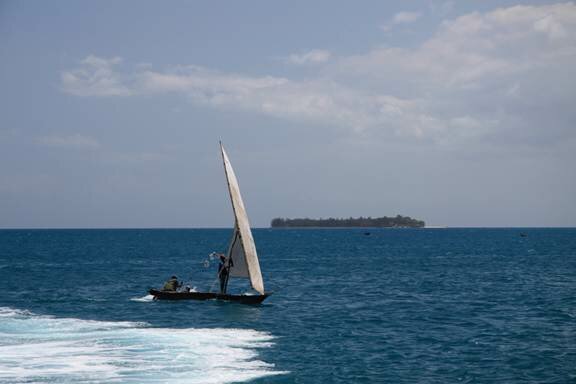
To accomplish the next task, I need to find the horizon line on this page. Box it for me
[1,226,575,230]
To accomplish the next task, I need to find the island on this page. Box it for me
[270,215,425,228]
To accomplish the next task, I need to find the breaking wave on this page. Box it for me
[0,307,286,383]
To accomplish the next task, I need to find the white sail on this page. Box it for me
[226,225,250,278]
[221,144,265,295]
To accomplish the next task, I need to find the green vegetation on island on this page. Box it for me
[270,215,425,228]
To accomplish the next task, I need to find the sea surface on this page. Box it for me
[0,228,575,383]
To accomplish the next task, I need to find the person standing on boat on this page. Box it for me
[162,275,182,292]
[217,254,232,293]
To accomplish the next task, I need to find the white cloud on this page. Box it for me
[61,55,132,96]
[61,3,576,147]
[36,134,101,150]
[285,49,332,65]
[135,67,428,135]
[381,11,422,31]
[336,3,576,141]
[393,11,421,24]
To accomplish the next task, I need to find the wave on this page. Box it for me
[0,307,286,383]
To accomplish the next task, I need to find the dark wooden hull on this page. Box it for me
[149,289,270,304]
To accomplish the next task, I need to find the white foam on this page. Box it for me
[0,306,287,383]
[130,294,155,302]
[130,288,199,303]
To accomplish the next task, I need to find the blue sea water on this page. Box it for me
[0,228,575,383]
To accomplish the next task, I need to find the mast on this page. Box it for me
[220,142,265,295]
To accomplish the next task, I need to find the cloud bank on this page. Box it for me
[61,3,576,147]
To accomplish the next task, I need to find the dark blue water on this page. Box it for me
[0,228,575,383]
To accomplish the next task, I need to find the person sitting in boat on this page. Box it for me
[162,275,182,292]
[217,254,232,293]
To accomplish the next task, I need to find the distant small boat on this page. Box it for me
[520,233,528,237]
[149,143,270,304]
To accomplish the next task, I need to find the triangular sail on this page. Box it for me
[226,224,249,278]
[221,143,264,295]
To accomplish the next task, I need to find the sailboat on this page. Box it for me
[149,143,270,305]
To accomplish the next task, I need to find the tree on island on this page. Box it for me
[270,215,425,228]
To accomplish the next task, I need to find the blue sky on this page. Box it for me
[1,1,575,228]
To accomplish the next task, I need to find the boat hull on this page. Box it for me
[149,289,270,304]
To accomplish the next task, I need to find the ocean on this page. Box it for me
[0,228,574,383]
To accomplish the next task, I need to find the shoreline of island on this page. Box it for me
[270,215,426,228]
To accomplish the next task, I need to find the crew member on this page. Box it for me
[162,275,182,291]
[218,254,231,293]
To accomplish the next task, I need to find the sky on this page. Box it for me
[0,0,575,228]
